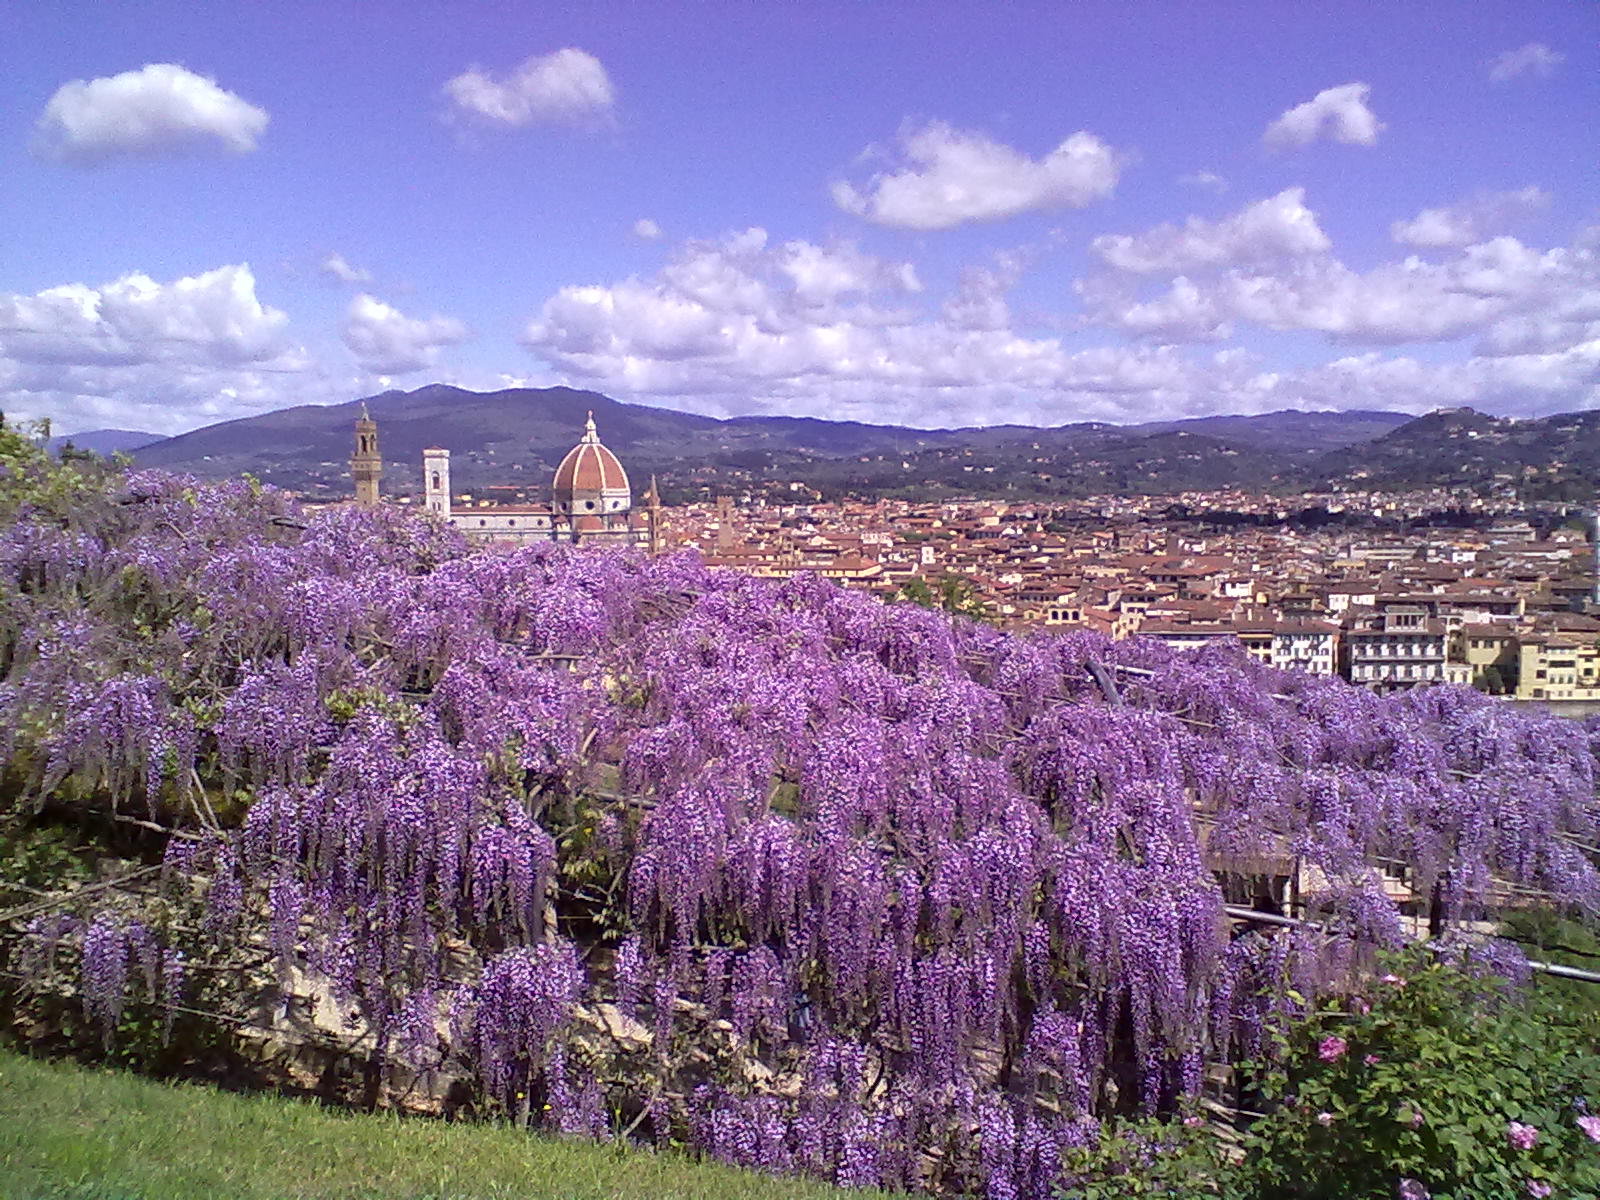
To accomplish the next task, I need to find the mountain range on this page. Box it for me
[117,385,1598,503]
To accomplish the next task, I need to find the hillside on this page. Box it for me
[47,428,161,456]
[128,385,1598,503]
[1307,406,1600,500]
[131,385,1420,500]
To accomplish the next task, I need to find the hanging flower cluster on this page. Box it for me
[3,463,1598,1198]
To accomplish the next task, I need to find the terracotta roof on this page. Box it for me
[575,514,604,531]
[552,414,630,495]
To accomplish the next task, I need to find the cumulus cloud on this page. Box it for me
[443,48,614,128]
[832,121,1125,231]
[0,264,326,433]
[0,264,293,368]
[1085,186,1600,357]
[1262,82,1383,150]
[1489,43,1565,83]
[519,220,1600,422]
[519,228,1287,425]
[1092,188,1331,274]
[33,63,268,164]
[341,294,469,374]
[1391,186,1549,248]
[632,218,662,240]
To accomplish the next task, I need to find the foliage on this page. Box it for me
[896,572,991,619]
[2,459,1599,1197]
[1055,1115,1229,1198]
[1236,950,1600,1200]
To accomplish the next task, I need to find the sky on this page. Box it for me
[2,2,1596,437]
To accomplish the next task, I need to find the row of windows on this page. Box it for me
[1353,663,1443,681]
[1353,642,1443,659]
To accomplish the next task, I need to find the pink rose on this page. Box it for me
[1578,1113,1600,1143]
[1316,1111,1335,1126]
[1506,1120,1538,1151]
[1317,1035,1348,1063]
[1364,1054,1380,1066]
[1525,1182,1551,1198]
[1397,1179,1429,1200]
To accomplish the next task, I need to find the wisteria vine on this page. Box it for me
[2,459,1598,1198]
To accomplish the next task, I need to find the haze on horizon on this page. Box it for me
[2,1,1596,438]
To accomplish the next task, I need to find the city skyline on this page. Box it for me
[3,1,1596,437]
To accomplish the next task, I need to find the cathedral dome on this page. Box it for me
[552,413,631,516]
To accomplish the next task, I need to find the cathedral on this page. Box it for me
[350,406,661,550]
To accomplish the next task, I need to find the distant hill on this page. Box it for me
[128,385,1589,502]
[47,428,162,457]
[1306,407,1600,500]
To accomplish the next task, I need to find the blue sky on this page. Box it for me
[2,1,1595,435]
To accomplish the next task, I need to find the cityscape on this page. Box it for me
[5,4,1600,1199]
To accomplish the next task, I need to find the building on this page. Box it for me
[1343,606,1466,692]
[1271,620,1340,676]
[356,408,660,550]
[1515,634,1600,702]
[350,403,381,505]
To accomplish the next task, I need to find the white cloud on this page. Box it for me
[320,252,371,284]
[1087,188,1600,353]
[443,48,614,128]
[1390,187,1548,248]
[1092,188,1331,274]
[520,228,1279,426]
[33,63,268,164]
[341,294,468,374]
[1179,170,1227,193]
[1274,342,1599,417]
[1262,82,1383,150]
[0,264,292,367]
[1489,43,1565,83]
[632,218,662,240]
[519,229,1587,423]
[832,121,1125,231]
[0,264,328,434]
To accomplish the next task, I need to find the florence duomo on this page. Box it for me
[353,405,661,552]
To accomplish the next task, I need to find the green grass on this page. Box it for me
[0,1048,888,1200]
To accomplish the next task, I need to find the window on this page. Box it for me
[431,472,441,489]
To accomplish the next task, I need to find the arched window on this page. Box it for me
[431,472,441,490]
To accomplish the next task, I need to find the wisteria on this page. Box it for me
[2,454,1598,1198]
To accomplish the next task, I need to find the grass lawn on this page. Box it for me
[0,1048,889,1200]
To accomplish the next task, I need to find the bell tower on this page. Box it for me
[424,446,451,518]
[350,402,382,506]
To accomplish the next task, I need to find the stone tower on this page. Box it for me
[350,402,382,505]
[424,446,451,518]
[642,473,663,555]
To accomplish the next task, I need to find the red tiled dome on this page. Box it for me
[574,514,604,531]
[553,413,630,496]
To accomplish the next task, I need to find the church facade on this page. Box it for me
[351,408,660,550]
